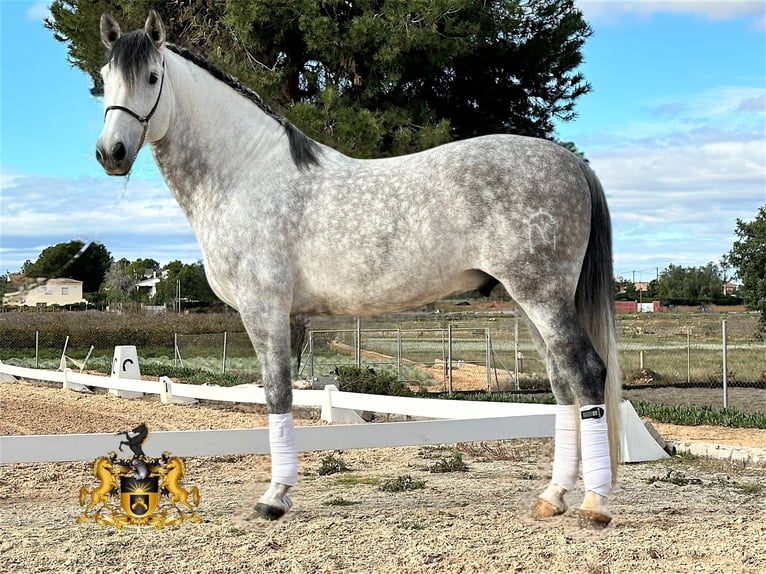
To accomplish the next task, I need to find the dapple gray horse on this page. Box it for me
[96,12,620,528]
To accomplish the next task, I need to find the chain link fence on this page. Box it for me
[1,312,763,411]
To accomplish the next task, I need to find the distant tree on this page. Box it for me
[102,259,135,306]
[727,204,766,329]
[646,279,659,299]
[154,261,220,308]
[47,0,592,157]
[614,277,637,300]
[656,263,728,306]
[23,240,112,293]
[125,258,160,278]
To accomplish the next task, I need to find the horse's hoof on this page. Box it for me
[254,502,288,521]
[578,509,612,529]
[533,497,566,518]
[255,483,293,520]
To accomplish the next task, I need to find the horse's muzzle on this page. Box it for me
[96,140,132,176]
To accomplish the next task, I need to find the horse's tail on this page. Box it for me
[575,160,621,484]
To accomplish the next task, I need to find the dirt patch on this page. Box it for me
[1,380,765,574]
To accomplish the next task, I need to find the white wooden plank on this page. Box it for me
[0,414,554,464]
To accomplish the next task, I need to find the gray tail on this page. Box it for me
[575,160,622,481]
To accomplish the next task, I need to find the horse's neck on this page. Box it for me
[151,52,292,217]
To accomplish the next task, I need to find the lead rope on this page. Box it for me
[125,121,149,184]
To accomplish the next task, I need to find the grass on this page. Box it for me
[428,451,468,473]
[632,401,766,429]
[646,470,763,494]
[322,497,360,507]
[379,475,426,492]
[316,452,351,476]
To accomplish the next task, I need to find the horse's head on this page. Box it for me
[96,11,171,175]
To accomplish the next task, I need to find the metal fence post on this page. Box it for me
[447,324,453,394]
[513,317,520,392]
[308,330,315,381]
[222,331,227,374]
[686,326,691,385]
[485,328,491,392]
[396,328,402,381]
[355,317,361,368]
[722,319,728,409]
[35,330,39,369]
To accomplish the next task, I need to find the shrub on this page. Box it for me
[379,475,426,492]
[333,366,414,397]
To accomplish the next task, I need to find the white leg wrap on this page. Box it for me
[269,412,297,486]
[551,404,579,491]
[579,404,611,497]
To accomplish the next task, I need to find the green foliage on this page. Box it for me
[138,362,253,387]
[317,452,351,476]
[322,497,360,507]
[646,470,703,487]
[646,470,762,494]
[47,0,592,157]
[428,451,468,473]
[0,310,245,357]
[333,365,415,396]
[154,260,219,308]
[727,204,766,330]
[379,474,426,492]
[22,240,111,293]
[655,263,733,306]
[632,401,766,429]
[443,391,556,405]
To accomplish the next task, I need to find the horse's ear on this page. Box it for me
[100,12,121,49]
[144,10,166,49]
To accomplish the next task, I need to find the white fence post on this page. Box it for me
[109,345,144,399]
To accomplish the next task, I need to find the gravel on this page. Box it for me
[1,380,765,574]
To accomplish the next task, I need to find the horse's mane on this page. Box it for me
[108,31,322,170]
[166,44,322,171]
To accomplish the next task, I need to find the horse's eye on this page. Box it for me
[149,72,159,85]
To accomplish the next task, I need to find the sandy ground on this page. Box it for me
[1,380,765,574]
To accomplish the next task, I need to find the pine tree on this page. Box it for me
[47,0,592,157]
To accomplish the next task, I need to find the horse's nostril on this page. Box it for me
[95,146,105,166]
[113,142,126,161]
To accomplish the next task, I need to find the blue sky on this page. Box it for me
[1,1,765,286]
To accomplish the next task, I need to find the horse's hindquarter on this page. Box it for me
[290,135,592,314]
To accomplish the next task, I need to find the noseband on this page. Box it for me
[103,59,166,166]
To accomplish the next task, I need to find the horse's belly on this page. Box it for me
[291,268,490,316]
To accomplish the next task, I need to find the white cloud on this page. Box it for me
[25,2,50,22]
[0,173,201,272]
[583,84,766,273]
[577,0,766,27]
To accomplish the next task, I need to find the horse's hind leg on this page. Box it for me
[520,303,613,527]
[519,313,579,518]
[239,303,297,520]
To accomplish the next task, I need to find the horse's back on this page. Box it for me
[287,134,593,315]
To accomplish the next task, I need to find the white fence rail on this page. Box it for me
[0,359,665,464]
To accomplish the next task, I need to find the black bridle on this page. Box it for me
[103,59,166,165]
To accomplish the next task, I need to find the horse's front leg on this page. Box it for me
[240,304,296,520]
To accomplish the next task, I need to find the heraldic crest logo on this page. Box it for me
[76,423,202,528]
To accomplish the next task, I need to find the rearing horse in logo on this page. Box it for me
[77,456,123,524]
[116,423,149,459]
[159,455,202,523]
